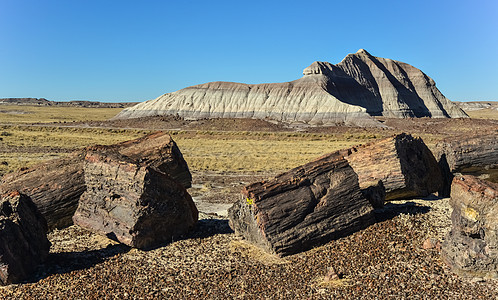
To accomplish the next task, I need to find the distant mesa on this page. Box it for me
[0,98,138,108]
[113,49,467,126]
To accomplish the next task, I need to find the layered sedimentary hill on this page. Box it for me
[114,49,467,125]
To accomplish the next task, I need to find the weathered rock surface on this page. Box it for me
[344,133,443,200]
[114,49,467,125]
[228,154,375,257]
[442,175,498,278]
[455,101,498,112]
[0,152,86,230]
[0,132,192,230]
[89,131,192,189]
[73,151,198,250]
[433,133,498,173]
[0,191,51,285]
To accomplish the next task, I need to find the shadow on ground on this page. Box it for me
[374,199,433,223]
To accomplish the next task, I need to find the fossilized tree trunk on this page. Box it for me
[442,175,498,278]
[229,154,375,257]
[344,133,442,200]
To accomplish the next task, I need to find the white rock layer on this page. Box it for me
[115,49,467,125]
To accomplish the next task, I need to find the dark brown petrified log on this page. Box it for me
[73,150,197,250]
[442,175,498,278]
[344,133,442,201]
[432,133,498,196]
[0,191,51,285]
[433,133,498,173]
[228,154,375,257]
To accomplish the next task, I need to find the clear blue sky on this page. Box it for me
[1,0,497,102]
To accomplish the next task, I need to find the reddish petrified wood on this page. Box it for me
[345,133,442,201]
[442,175,498,278]
[228,154,375,257]
[88,131,192,188]
[0,191,51,285]
[0,152,86,230]
[73,151,197,250]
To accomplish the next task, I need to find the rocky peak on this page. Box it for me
[114,50,468,124]
[356,48,372,56]
[302,61,333,75]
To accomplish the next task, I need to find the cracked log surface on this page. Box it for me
[442,175,498,278]
[345,133,442,201]
[0,152,85,230]
[228,154,375,257]
[433,133,498,172]
[73,151,197,250]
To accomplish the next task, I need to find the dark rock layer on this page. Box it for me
[0,191,50,285]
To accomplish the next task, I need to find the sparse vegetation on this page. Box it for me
[0,105,123,123]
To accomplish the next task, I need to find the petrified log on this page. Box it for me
[0,132,192,230]
[442,175,498,278]
[344,133,442,201]
[433,133,498,173]
[228,154,375,257]
[0,191,51,285]
[73,150,197,250]
[88,131,192,188]
[0,152,86,230]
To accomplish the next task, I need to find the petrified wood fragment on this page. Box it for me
[228,154,375,257]
[0,132,192,230]
[345,133,442,200]
[0,191,51,285]
[442,175,498,278]
[89,131,192,188]
[0,152,86,230]
[73,151,197,250]
[433,133,498,173]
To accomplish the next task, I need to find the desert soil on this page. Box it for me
[1,172,497,299]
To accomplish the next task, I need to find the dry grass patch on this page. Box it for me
[229,239,289,266]
[0,125,148,149]
[0,105,124,123]
[467,108,498,120]
[174,134,372,173]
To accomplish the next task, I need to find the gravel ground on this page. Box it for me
[1,195,497,299]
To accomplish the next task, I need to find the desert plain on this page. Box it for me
[0,103,497,299]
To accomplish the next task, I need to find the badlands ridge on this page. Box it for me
[114,49,467,125]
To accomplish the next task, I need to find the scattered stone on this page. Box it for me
[442,175,498,278]
[324,266,340,281]
[73,150,197,250]
[0,191,51,285]
[422,238,440,250]
[228,154,375,257]
[345,133,442,200]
